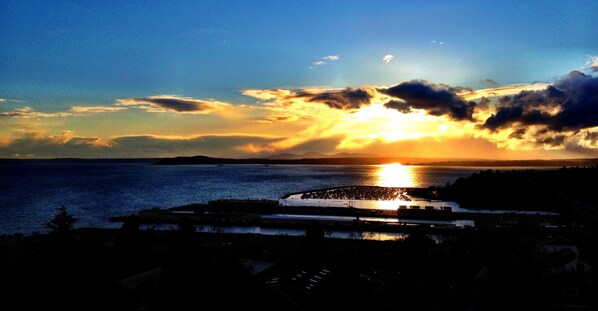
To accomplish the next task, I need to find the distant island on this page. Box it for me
[156,154,598,167]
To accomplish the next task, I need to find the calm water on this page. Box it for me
[0,162,553,234]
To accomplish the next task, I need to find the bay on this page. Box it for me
[0,162,554,234]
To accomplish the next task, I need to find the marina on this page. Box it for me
[280,186,559,215]
[111,186,561,240]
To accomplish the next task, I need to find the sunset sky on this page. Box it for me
[1,1,597,159]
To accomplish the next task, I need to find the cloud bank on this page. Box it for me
[3,68,598,158]
[0,130,284,158]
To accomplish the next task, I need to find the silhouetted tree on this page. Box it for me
[44,206,78,270]
[45,205,77,233]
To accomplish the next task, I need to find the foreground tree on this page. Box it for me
[45,205,77,233]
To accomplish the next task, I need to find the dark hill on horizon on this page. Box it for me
[267,152,375,159]
[155,155,598,167]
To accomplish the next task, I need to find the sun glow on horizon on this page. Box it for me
[335,103,455,150]
[376,163,415,188]
[350,104,437,141]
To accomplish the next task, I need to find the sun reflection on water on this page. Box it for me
[376,163,416,188]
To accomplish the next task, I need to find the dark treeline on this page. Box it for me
[409,166,598,213]
[417,159,598,167]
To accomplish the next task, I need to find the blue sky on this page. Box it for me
[2,1,596,104]
[1,1,597,158]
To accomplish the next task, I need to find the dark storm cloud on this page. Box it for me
[378,80,476,121]
[495,85,566,109]
[293,88,373,110]
[481,71,598,132]
[482,106,553,131]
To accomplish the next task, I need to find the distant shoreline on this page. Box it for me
[155,155,598,167]
[2,156,598,167]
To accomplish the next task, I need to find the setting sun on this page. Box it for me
[376,163,415,188]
